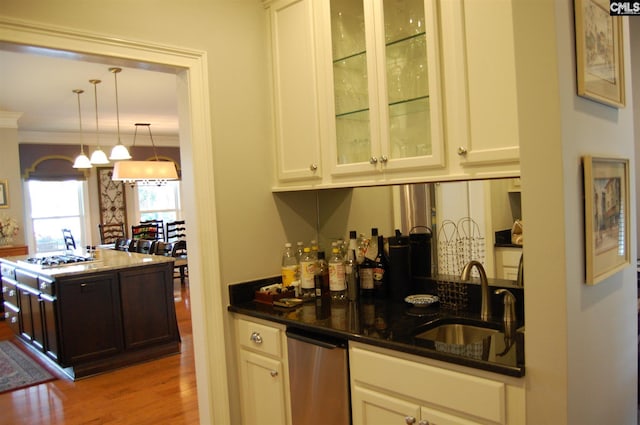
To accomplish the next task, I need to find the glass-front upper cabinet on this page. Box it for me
[328,0,445,176]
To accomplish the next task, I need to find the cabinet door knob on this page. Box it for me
[369,157,378,165]
[457,146,468,156]
[309,163,318,171]
[10,316,17,324]
[405,417,416,424]
[9,290,15,297]
[39,282,48,290]
[250,331,263,344]
[380,155,388,163]
[270,370,278,377]
[418,421,429,425]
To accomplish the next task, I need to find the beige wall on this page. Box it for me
[0,117,25,246]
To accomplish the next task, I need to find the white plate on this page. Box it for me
[404,294,439,307]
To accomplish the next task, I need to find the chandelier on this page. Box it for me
[111,123,178,186]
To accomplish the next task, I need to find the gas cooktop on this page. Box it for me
[20,254,97,269]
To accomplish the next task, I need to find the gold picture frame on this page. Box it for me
[583,156,630,285]
[574,0,625,108]
[0,179,8,208]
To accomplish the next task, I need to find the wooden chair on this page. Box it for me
[135,239,156,255]
[141,219,164,241]
[62,228,76,250]
[171,240,188,285]
[153,241,172,256]
[115,238,131,251]
[165,220,186,243]
[99,223,126,245]
[131,223,159,240]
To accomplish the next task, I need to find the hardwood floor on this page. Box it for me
[0,279,199,425]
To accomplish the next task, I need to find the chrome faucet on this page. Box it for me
[460,260,491,321]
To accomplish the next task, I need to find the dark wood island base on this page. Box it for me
[1,249,180,380]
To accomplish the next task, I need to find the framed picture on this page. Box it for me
[0,180,8,208]
[574,0,625,108]
[583,156,630,285]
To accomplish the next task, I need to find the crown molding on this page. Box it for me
[0,111,23,128]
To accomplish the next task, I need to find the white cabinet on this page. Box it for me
[440,0,520,176]
[350,342,525,425]
[495,246,522,281]
[323,0,446,179]
[265,0,325,184]
[235,316,291,425]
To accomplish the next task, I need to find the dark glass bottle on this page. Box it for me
[359,254,375,299]
[314,251,329,298]
[373,235,388,299]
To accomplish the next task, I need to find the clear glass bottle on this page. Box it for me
[314,251,329,298]
[365,228,379,261]
[299,246,316,300]
[295,241,305,263]
[346,230,359,301]
[281,242,298,287]
[328,245,347,301]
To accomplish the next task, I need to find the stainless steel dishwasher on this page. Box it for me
[286,328,351,425]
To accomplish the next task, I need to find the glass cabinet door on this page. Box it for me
[330,0,371,166]
[328,0,443,173]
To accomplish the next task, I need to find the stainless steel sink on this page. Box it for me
[415,323,499,345]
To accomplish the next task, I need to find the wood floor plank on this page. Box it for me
[0,279,199,425]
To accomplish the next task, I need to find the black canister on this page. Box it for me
[409,226,432,292]
[387,229,411,301]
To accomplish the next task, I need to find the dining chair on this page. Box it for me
[135,239,156,255]
[171,240,188,285]
[141,219,164,241]
[165,220,186,243]
[62,228,76,250]
[98,223,126,245]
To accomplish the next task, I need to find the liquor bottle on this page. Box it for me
[373,235,389,299]
[281,242,298,287]
[299,247,316,300]
[328,245,347,301]
[359,248,376,299]
[365,228,379,261]
[314,251,329,298]
[346,231,359,301]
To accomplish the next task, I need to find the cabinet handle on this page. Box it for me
[39,282,48,291]
[369,157,378,165]
[457,146,468,156]
[3,312,8,319]
[250,331,263,345]
[379,155,388,163]
[270,370,278,377]
[418,421,429,425]
[309,163,318,171]
[10,316,17,324]
[2,286,6,293]
[405,417,416,424]
[9,290,15,297]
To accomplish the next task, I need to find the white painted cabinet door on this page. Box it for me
[351,384,421,425]
[267,0,324,184]
[440,0,520,176]
[238,349,289,425]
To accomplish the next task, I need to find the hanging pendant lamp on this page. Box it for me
[108,67,132,161]
[89,79,110,165]
[72,89,92,169]
[112,123,178,186]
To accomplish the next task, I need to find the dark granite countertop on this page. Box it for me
[228,276,525,378]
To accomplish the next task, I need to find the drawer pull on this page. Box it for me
[10,316,17,324]
[418,421,429,425]
[250,331,263,345]
[405,417,416,424]
[40,282,48,291]
[9,290,15,297]
[270,370,278,378]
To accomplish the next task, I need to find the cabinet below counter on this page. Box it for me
[0,250,180,379]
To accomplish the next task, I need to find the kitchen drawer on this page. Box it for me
[1,263,16,280]
[237,318,283,358]
[2,278,19,307]
[4,302,20,334]
[350,345,506,424]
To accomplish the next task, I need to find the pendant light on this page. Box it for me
[108,67,132,161]
[112,123,179,186]
[89,79,110,165]
[72,89,92,169]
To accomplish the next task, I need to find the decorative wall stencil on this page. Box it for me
[97,167,127,231]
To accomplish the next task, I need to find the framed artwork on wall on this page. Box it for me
[583,156,630,285]
[97,167,127,231]
[574,0,625,108]
[0,180,8,208]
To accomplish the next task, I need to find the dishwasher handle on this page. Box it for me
[286,329,346,350]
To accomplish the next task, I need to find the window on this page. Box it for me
[137,181,182,223]
[27,180,87,253]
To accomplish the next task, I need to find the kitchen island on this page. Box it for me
[0,249,180,379]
